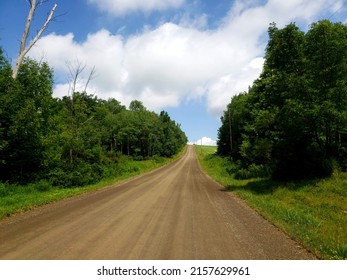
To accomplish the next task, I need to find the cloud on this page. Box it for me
[194,137,217,146]
[206,57,265,115]
[28,0,339,114]
[30,29,126,98]
[87,0,185,16]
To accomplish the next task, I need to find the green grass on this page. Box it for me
[195,145,347,260]
[0,149,185,220]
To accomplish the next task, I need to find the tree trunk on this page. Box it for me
[228,109,232,155]
[69,145,73,165]
[12,1,57,79]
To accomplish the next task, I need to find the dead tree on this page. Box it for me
[12,0,57,79]
[65,60,96,165]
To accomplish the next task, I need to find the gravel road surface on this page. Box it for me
[0,146,316,259]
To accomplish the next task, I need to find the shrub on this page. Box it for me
[234,168,252,180]
[226,162,241,175]
[0,183,9,197]
[248,164,271,178]
[233,164,271,179]
[35,180,52,192]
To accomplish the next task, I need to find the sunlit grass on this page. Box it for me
[195,145,347,260]
[0,148,185,219]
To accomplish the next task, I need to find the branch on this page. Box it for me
[24,3,57,58]
[12,2,57,79]
[19,0,37,58]
[84,66,96,93]
[66,60,86,95]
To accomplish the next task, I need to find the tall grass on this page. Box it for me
[195,145,347,260]
[0,150,184,219]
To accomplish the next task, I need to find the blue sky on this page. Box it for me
[1,0,346,145]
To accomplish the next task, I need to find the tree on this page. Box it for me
[159,111,187,157]
[305,20,347,162]
[0,48,14,170]
[1,44,187,185]
[217,93,252,158]
[217,20,347,180]
[0,57,55,182]
[129,100,146,111]
[12,0,57,79]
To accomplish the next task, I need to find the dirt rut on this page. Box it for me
[0,146,316,259]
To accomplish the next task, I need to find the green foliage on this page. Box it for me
[197,145,347,260]
[35,180,52,192]
[234,164,271,180]
[0,154,177,219]
[0,57,54,182]
[217,20,347,180]
[0,47,187,188]
[0,183,9,197]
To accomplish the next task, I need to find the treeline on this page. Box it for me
[218,20,347,180]
[0,49,187,186]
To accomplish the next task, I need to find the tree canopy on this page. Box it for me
[0,53,187,186]
[217,20,347,180]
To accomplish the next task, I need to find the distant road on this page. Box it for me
[0,146,316,259]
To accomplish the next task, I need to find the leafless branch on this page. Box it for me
[66,60,86,95]
[84,66,96,93]
[12,0,57,79]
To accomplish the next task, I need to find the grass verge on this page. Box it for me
[195,145,347,260]
[0,148,185,220]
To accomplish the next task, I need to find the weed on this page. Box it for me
[336,244,347,260]
[0,183,9,197]
[35,180,52,192]
[196,145,347,260]
[0,151,181,219]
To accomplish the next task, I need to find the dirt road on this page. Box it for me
[0,146,316,259]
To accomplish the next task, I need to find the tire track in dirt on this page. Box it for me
[0,146,316,259]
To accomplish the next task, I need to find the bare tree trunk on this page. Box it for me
[114,136,117,152]
[66,61,85,166]
[67,60,86,95]
[228,108,232,155]
[69,145,73,165]
[83,66,96,93]
[64,61,97,165]
[12,0,57,79]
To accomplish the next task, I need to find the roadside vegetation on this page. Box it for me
[211,20,347,260]
[0,45,187,219]
[218,20,347,180]
[0,150,184,219]
[196,145,347,260]
[0,55,187,187]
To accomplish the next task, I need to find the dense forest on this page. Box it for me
[0,49,187,187]
[218,20,347,180]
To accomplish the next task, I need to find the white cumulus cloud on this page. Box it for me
[28,0,339,113]
[87,0,185,16]
[194,137,217,146]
